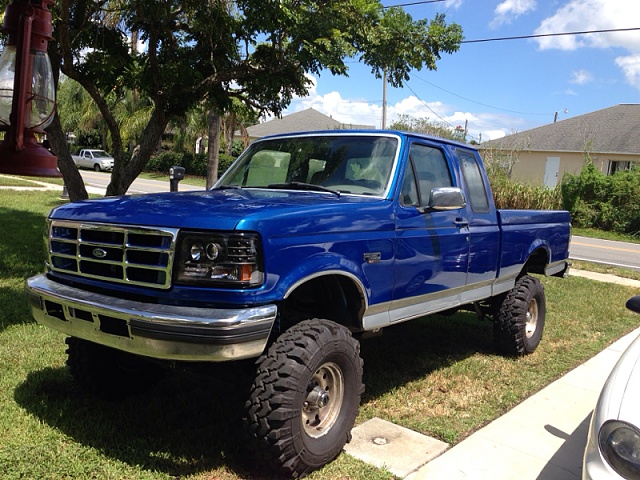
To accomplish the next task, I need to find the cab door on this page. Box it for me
[392,141,470,321]
[456,148,500,303]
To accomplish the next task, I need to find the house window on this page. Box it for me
[607,161,630,175]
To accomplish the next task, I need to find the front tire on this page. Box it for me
[494,275,546,356]
[93,163,101,172]
[65,337,165,398]
[244,319,364,478]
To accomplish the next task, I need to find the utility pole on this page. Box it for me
[382,69,387,129]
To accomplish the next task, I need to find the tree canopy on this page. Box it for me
[389,114,466,141]
[43,0,463,199]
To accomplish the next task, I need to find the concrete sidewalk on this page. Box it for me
[346,270,640,479]
[408,327,640,480]
[0,175,105,195]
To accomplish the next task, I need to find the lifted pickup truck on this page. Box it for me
[71,148,114,171]
[26,130,570,477]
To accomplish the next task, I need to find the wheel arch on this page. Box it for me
[278,271,368,333]
[522,243,550,276]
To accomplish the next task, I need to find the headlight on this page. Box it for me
[599,420,640,480]
[175,231,264,288]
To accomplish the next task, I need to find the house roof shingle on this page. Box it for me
[246,108,375,138]
[481,104,640,155]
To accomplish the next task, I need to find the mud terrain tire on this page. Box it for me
[494,275,546,356]
[244,319,364,478]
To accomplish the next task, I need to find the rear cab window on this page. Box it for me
[457,149,490,213]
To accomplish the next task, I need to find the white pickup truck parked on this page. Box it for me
[71,149,114,172]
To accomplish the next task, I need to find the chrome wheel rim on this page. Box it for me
[525,299,538,338]
[302,362,344,438]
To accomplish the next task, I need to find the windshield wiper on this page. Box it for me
[214,185,241,190]
[266,182,341,197]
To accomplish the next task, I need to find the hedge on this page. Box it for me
[145,152,236,178]
[562,161,640,234]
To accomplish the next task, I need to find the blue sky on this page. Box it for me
[277,0,640,142]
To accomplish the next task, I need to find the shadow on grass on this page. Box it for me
[14,312,494,478]
[14,365,266,478]
[0,200,65,333]
[360,311,495,401]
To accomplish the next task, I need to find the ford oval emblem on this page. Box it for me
[93,248,108,259]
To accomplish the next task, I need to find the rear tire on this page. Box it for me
[65,337,165,398]
[494,275,546,356]
[244,319,364,478]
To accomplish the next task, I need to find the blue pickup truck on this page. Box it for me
[26,130,570,477]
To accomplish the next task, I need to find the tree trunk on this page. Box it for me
[225,111,236,156]
[129,29,139,154]
[46,29,87,202]
[206,109,221,189]
[46,112,88,202]
[106,107,168,196]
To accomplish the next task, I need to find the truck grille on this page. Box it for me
[47,221,178,289]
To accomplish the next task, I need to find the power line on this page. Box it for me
[410,74,550,116]
[384,0,447,8]
[403,82,522,142]
[462,27,640,44]
[404,83,455,127]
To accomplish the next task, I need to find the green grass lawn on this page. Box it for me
[1,189,639,479]
[140,171,207,187]
[572,226,640,244]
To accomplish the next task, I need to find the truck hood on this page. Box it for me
[49,188,393,235]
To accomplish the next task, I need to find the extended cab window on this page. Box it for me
[458,150,490,213]
[401,144,452,207]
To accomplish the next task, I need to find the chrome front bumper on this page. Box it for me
[25,274,277,362]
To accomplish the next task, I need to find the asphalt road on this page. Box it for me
[79,171,640,271]
[570,235,640,271]
[79,170,203,194]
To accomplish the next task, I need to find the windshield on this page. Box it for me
[216,134,399,196]
[92,151,111,158]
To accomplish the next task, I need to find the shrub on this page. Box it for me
[218,153,236,177]
[231,140,245,156]
[487,169,562,210]
[145,151,237,178]
[145,151,183,173]
[561,162,640,235]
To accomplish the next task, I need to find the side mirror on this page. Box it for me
[429,187,467,211]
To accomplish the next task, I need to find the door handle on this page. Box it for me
[454,218,469,228]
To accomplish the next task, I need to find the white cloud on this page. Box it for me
[570,69,593,84]
[535,0,640,51]
[285,76,382,127]
[534,0,640,90]
[283,75,524,142]
[615,54,640,89]
[484,130,508,141]
[390,96,449,121]
[443,111,525,142]
[444,0,463,9]
[491,0,537,28]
